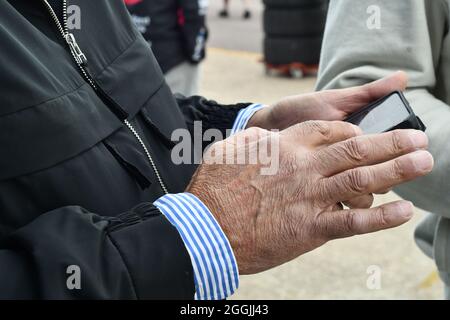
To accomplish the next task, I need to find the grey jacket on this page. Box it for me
[317,0,450,288]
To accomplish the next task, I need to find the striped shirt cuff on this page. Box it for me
[154,193,239,300]
[230,103,266,135]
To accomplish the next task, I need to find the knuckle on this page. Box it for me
[343,210,357,234]
[314,150,335,175]
[390,130,407,153]
[347,168,370,194]
[334,121,361,138]
[308,151,323,170]
[343,137,370,163]
[312,216,330,240]
[314,122,333,142]
[242,127,269,145]
[347,122,363,136]
[303,121,332,141]
[310,179,331,203]
[392,157,407,180]
[374,206,390,228]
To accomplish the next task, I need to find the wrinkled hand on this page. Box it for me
[187,121,433,275]
[247,71,408,130]
[247,71,409,208]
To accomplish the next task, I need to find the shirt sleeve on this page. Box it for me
[154,193,239,300]
[230,103,266,135]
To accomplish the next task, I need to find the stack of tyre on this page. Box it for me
[263,0,328,75]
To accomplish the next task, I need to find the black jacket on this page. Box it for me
[0,0,249,299]
[125,0,208,73]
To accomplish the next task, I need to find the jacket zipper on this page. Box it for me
[42,0,169,195]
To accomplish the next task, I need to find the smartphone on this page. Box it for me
[345,91,426,134]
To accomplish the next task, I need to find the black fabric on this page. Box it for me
[0,0,248,299]
[125,0,208,73]
[0,204,194,299]
[176,95,254,151]
[47,0,63,22]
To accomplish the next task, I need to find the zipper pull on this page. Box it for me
[65,33,88,66]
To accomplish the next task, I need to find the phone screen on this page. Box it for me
[348,93,411,134]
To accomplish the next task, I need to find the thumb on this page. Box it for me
[322,71,409,116]
[363,71,408,99]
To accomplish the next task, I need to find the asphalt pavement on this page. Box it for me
[207,0,263,53]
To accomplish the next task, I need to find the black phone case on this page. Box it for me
[345,91,426,132]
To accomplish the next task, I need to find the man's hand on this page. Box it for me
[247,71,408,130]
[187,121,433,275]
[246,71,408,209]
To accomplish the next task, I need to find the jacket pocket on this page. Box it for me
[103,127,154,190]
[138,83,188,149]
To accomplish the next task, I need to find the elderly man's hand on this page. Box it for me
[246,71,409,209]
[247,71,408,130]
[187,121,433,275]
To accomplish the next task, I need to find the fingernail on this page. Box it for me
[408,130,428,149]
[410,150,434,173]
[396,201,414,219]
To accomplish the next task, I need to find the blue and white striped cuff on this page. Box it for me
[154,193,239,300]
[230,103,266,135]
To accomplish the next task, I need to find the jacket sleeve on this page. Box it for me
[0,203,195,299]
[176,94,253,150]
[316,0,450,218]
[177,0,208,64]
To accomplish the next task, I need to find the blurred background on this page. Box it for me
[202,0,442,300]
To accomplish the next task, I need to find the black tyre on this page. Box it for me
[264,5,328,37]
[264,36,323,65]
[263,0,327,9]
